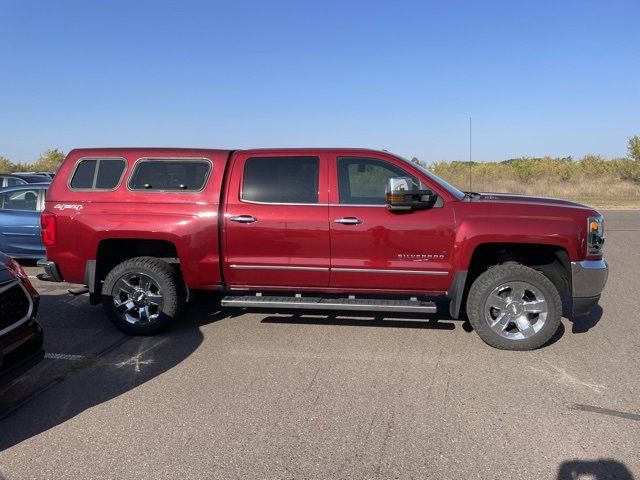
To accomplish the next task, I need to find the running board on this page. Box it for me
[220,295,437,313]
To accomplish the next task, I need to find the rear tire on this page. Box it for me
[101,257,183,335]
[466,264,562,350]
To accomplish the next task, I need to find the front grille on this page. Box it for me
[0,281,31,331]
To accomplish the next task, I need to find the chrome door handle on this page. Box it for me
[229,215,257,223]
[334,217,363,225]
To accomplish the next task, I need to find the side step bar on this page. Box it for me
[220,295,437,314]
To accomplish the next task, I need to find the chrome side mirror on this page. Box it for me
[385,177,437,211]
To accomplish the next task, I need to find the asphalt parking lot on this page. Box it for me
[0,210,638,480]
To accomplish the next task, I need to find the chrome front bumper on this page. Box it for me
[571,259,609,297]
[570,259,608,316]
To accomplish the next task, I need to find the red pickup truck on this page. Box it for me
[38,148,608,350]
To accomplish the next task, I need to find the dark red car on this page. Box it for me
[0,252,43,385]
[38,148,607,350]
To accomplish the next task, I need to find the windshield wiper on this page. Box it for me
[463,191,481,199]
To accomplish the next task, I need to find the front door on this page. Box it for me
[223,152,330,289]
[328,154,456,294]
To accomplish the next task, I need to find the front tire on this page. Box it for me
[101,257,183,335]
[466,264,562,350]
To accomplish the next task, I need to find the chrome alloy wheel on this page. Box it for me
[483,281,549,340]
[112,272,164,325]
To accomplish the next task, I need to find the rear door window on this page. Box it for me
[129,159,211,191]
[242,156,319,204]
[70,158,126,190]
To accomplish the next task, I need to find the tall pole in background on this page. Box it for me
[469,116,472,191]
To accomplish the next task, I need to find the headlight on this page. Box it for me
[7,257,29,281]
[587,216,604,255]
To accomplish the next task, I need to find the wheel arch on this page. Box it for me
[449,242,571,319]
[88,238,180,304]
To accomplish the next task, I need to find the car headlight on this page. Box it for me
[587,216,604,255]
[7,257,28,281]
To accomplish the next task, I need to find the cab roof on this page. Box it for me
[67,147,392,156]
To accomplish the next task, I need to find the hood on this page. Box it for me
[471,193,593,210]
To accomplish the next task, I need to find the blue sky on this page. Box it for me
[1,0,638,164]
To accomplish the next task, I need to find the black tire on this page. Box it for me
[466,264,562,350]
[101,257,183,335]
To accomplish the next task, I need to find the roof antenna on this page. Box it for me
[468,116,472,191]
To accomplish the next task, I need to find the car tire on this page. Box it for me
[466,263,562,350]
[101,256,183,335]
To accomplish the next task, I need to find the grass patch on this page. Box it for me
[427,156,640,209]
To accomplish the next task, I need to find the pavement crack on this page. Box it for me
[374,410,396,477]
[529,360,607,393]
[306,365,321,391]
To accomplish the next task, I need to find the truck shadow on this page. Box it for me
[258,296,457,330]
[260,312,456,330]
[567,305,603,334]
[257,299,601,338]
[556,459,634,479]
[559,293,604,333]
[0,292,236,452]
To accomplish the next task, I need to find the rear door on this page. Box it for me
[222,151,330,288]
[0,187,45,257]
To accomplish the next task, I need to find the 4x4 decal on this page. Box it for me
[53,203,83,211]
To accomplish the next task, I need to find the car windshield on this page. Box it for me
[395,154,466,200]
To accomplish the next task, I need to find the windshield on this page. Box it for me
[395,155,466,200]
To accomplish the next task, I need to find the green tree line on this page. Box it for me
[0,149,65,173]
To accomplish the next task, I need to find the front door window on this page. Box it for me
[337,157,421,205]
